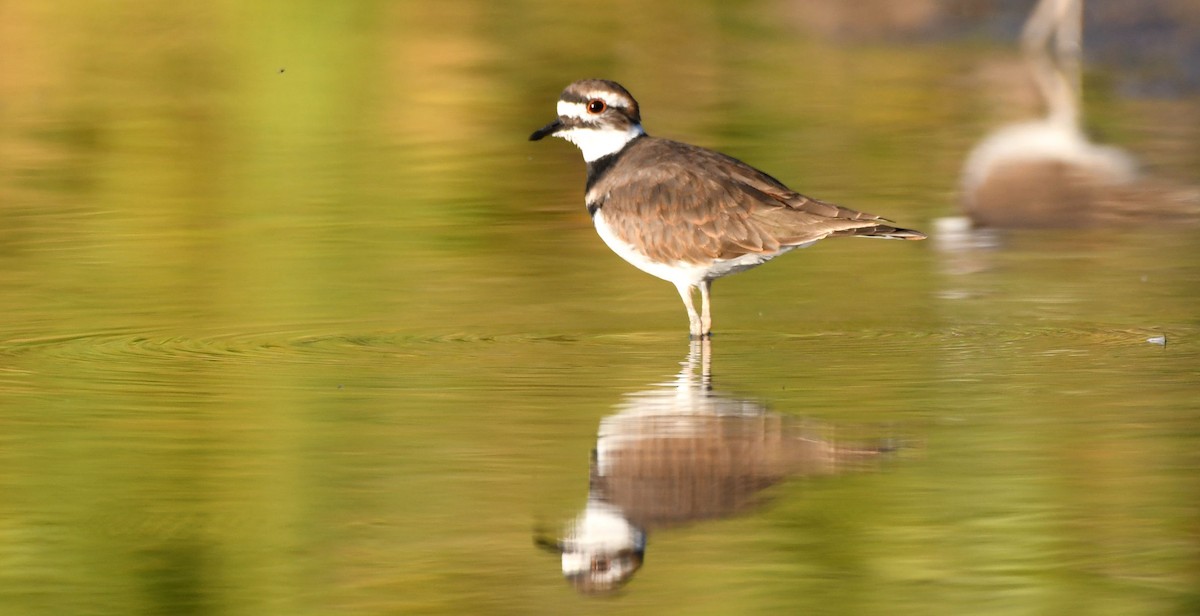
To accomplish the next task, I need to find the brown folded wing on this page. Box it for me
[594,138,922,264]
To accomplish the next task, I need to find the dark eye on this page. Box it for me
[587,99,606,114]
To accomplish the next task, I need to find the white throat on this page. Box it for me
[558,125,644,162]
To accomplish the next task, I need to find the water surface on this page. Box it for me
[2,2,1198,614]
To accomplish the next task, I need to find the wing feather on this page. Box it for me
[593,138,923,264]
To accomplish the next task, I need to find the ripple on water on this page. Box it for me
[0,324,1181,360]
[0,327,702,400]
[0,324,1185,386]
[0,327,654,382]
[767,324,1184,349]
[2,328,397,364]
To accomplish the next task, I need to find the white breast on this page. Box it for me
[592,209,796,286]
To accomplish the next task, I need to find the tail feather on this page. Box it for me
[837,224,927,240]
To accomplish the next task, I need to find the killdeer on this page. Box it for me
[531,79,926,339]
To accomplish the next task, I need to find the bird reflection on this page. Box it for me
[537,340,894,594]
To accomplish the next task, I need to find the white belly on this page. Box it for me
[592,210,798,287]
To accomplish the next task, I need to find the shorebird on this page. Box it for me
[531,79,925,338]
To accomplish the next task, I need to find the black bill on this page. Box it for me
[529,118,563,141]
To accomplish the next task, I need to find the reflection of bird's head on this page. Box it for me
[557,501,645,594]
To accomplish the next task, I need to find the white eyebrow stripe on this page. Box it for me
[583,90,621,101]
[557,94,632,119]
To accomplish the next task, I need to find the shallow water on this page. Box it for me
[2,2,1199,614]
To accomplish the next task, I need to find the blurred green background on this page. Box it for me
[1,1,1198,614]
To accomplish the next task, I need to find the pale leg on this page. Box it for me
[698,279,713,338]
[675,283,702,339]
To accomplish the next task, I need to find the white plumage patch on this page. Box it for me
[557,125,644,162]
[556,100,586,119]
[593,210,705,285]
[592,209,797,286]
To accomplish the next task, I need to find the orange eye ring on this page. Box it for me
[586,99,606,114]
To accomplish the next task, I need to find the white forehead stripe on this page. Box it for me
[557,100,588,120]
